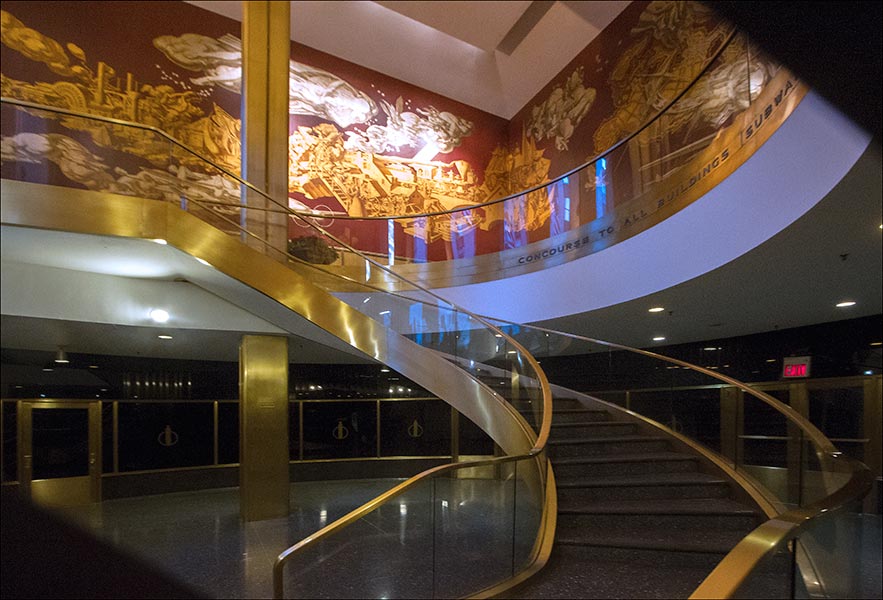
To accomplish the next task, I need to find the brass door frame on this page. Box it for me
[17,400,102,506]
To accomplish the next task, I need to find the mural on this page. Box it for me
[0,1,780,265]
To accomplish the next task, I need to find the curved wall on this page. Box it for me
[432,90,873,323]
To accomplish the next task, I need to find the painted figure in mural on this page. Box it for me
[527,67,596,151]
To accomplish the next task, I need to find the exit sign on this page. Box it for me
[782,356,811,378]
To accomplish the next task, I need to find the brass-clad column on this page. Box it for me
[864,376,882,513]
[241,1,290,256]
[719,386,740,466]
[239,335,289,521]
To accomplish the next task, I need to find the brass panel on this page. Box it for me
[240,335,289,521]
[242,1,290,254]
[720,386,740,465]
[863,376,882,513]
[31,476,93,507]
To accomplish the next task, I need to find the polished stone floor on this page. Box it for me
[49,483,881,599]
[52,477,540,599]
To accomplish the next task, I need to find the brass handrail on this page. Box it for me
[474,319,873,598]
[0,27,738,224]
[2,97,556,599]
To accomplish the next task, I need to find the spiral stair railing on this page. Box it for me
[0,26,848,595]
[0,96,556,599]
[470,319,874,598]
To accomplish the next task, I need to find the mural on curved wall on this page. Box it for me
[1,0,791,269]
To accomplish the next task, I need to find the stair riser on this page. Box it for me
[551,398,586,409]
[552,543,728,570]
[550,440,669,458]
[551,411,610,424]
[553,458,697,478]
[551,423,637,439]
[557,512,759,534]
[557,483,731,502]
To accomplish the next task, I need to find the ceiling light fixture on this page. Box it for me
[158,335,173,340]
[703,347,719,351]
[54,346,70,364]
[149,308,170,323]
[648,307,665,313]
[653,336,666,342]
[835,300,856,308]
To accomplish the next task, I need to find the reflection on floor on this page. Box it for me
[50,483,882,599]
[53,476,540,599]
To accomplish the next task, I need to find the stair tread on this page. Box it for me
[549,434,667,445]
[551,421,633,429]
[556,472,728,488]
[556,534,741,555]
[551,451,698,466]
[557,497,757,516]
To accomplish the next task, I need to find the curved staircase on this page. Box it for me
[509,393,778,599]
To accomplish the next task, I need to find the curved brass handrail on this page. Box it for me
[1,96,556,599]
[473,319,873,598]
[1,27,738,225]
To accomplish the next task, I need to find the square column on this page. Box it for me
[239,335,289,521]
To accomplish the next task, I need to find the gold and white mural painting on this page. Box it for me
[1,2,777,259]
[0,7,552,246]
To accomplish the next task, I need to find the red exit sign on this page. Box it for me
[782,356,811,378]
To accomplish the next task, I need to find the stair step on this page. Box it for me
[550,421,636,438]
[557,498,760,533]
[549,435,670,457]
[506,544,730,599]
[556,472,731,502]
[542,408,610,424]
[552,452,699,477]
[555,533,742,555]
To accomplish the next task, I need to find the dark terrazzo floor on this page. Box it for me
[47,483,883,599]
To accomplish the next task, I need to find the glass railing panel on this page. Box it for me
[730,543,795,599]
[1,101,176,198]
[793,500,864,599]
[280,479,436,599]
[433,461,516,597]
[736,391,799,506]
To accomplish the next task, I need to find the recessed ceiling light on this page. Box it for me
[158,335,173,340]
[89,365,99,369]
[150,238,168,245]
[766,359,776,363]
[149,308,170,323]
[507,350,517,354]
[703,347,719,351]
[380,368,390,373]
[652,336,666,342]
[835,301,856,308]
[871,342,882,346]
[648,307,665,313]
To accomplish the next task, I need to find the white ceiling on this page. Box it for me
[185,0,630,118]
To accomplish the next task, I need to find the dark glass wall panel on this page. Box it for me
[32,408,89,479]
[118,402,213,471]
[809,387,863,440]
[458,412,494,455]
[217,402,239,465]
[302,401,377,460]
[2,402,18,482]
[380,400,450,457]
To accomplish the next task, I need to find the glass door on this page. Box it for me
[19,401,101,506]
